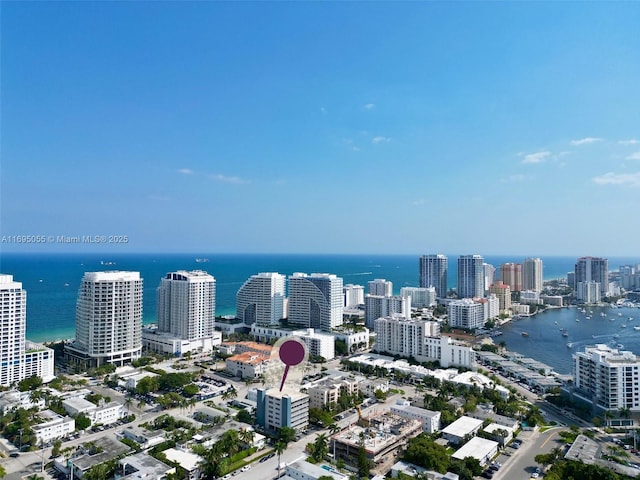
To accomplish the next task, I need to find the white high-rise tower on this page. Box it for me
[522,258,544,293]
[288,273,343,330]
[419,254,448,298]
[0,274,54,386]
[66,271,143,368]
[158,270,216,340]
[457,255,485,299]
[236,272,285,326]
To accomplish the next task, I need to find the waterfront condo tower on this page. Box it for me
[368,278,393,296]
[419,254,448,298]
[500,263,522,292]
[575,257,609,302]
[522,258,544,293]
[457,255,485,299]
[287,273,343,331]
[157,270,216,340]
[236,272,285,326]
[66,271,143,368]
[0,274,54,386]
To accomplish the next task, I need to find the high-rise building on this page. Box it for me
[400,286,436,308]
[489,281,511,313]
[483,263,496,292]
[522,258,543,293]
[343,284,365,307]
[500,263,522,292]
[365,295,410,329]
[575,257,609,301]
[573,344,640,414]
[419,254,448,298]
[457,255,485,299]
[374,316,439,358]
[368,279,393,296]
[448,298,490,330]
[66,271,143,368]
[288,273,343,331]
[158,270,216,340]
[0,275,54,387]
[236,272,285,326]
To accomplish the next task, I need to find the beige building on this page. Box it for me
[488,281,511,313]
[307,377,359,409]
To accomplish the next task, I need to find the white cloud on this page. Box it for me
[210,174,249,185]
[625,152,640,161]
[412,198,426,206]
[372,136,391,144]
[178,168,193,175]
[521,151,551,164]
[619,139,639,145]
[363,103,375,110]
[320,107,327,114]
[570,137,603,146]
[593,172,640,187]
[503,174,527,183]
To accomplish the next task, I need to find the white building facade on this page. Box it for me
[66,271,143,368]
[288,273,343,331]
[448,299,486,329]
[400,287,436,308]
[343,284,365,307]
[365,294,410,329]
[522,258,543,293]
[236,272,286,326]
[457,255,485,299]
[0,275,55,386]
[419,254,448,298]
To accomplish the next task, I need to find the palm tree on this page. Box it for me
[275,440,287,478]
[313,434,328,462]
[239,428,255,447]
[328,423,340,459]
[222,386,238,402]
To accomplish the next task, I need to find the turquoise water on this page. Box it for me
[0,253,637,345]
[499,305,640,374]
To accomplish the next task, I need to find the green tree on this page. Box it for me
[0,464,6,479]
[18,375,43,392]
[312,434,329,462]
[74,412,91,431]
[335,340,348,356]
[279,426,297,444]
[275,440,287,478]
[51,439,62,457]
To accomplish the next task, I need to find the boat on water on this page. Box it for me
[576,319,580,322]
[195,258,210,263]
[617,344,624,349]
[562,332,569,337]
[601,312,607,317]
[614,334,620,338]
[619,313,623,317]
[634,326,640,331]
[586,316,591,319]
[521,332,529,337]
[621,324,627,328]
[567,342,573,348]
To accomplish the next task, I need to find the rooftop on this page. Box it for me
[451,437,499,463]
[441,416,484,439]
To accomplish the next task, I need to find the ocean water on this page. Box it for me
[0,253,638,349]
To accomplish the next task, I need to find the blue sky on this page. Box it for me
[1,2,639,256]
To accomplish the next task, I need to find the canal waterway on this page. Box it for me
[499,306,640,375]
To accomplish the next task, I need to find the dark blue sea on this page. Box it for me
[0,253,638,374]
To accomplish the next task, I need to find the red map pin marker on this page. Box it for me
[279,339,306,391]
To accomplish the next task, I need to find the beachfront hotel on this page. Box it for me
[287,273,343,331]
[142,270,221,356]
[236,272,286,326]
[0,274,54,387]
[66,271,143,368]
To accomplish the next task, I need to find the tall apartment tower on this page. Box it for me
[236,272,285,326]
[419,254,448,298]
[343,284,365,307]
[158,270,216,340]
[500,263,522,292]
[288,273,343,331]
[483,263,496,292]
[575,257,609,301]
[522,258,544,292]
[0,275,54,387]
[368,279,393,296]
[457,255,485,299]
[66,271,143,368]
[0,274,25,386]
